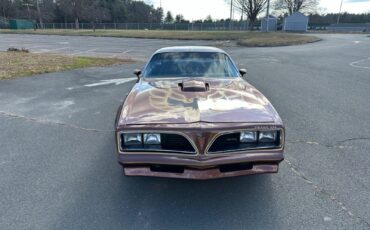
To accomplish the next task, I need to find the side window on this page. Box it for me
[225,56,239,77]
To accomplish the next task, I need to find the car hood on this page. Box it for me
[119,78,280,125]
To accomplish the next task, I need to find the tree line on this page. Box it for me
[309,13,370,25]
[1,0,369,29]
[228,0,369,28]
[0,0,165,28]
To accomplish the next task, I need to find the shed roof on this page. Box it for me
[286,12,307,18]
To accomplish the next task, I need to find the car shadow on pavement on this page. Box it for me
[120,174,280,229]
[53,136,281,229]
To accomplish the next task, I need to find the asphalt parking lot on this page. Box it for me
[0,33,369,229]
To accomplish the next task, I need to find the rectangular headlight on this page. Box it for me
[143,133,161,145]
[240,131,257,143]
[123,133,142,145]
[258,131,278,143]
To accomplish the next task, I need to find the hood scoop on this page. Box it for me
[179,80,209,92]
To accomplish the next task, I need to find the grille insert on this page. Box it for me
[161,134,195,153]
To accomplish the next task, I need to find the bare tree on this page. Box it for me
[35,0,43,28]
[56,0,84,29]
[35,0,56,28]
[81,0,111,32]
[274,0,319,15]
[0,0,13,19]
[233,0,268,30]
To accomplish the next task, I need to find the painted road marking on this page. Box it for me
[350,58,370,70]
[34,47,69,54]
[110,49,132,58]
[28,45,44,49]
[0,161,10,166]
[71,48,98,56]
[122,49,132,54]
[67,77,136,90]
[85,78,136,87]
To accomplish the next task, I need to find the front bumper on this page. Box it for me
[118,151,284,180]
[122,163,279,180]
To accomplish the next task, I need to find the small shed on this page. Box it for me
[283,12,308,32]
[261,15,277,32]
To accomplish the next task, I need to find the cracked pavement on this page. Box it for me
[0,33,369,229]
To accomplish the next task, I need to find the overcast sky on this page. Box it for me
[148,0,370,20]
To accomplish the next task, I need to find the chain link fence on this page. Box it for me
[3,20,335,31]
[0,17,10,29]
[34,22,259,31]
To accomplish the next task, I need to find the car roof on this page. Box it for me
[154,46,227,54]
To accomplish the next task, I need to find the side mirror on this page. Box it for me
[133,69,141,80]
[239,69,247,77]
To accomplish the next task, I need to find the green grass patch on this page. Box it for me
[0,51,133,80]
[237,32,321,47]
[0,29,320,47]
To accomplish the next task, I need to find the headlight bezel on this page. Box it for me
[118,131,198,154]
[122,133,162,148]
[239,130,280,147]
[207,129,283,154]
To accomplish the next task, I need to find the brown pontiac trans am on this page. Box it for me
[115,46,284,180]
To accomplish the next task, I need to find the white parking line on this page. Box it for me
[67,77,136,90]
[71,48,98,56]
[33,47,69,54]
[122,49,132,54]
[110,49,132,58]
[27,45,44,49]
[0,161,10,166]
[349,58,370,70]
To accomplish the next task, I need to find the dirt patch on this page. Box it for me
[0,51,133,80]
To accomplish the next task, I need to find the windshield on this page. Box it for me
[142,52,239,78]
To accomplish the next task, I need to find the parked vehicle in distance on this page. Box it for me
[115,46,284,180]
